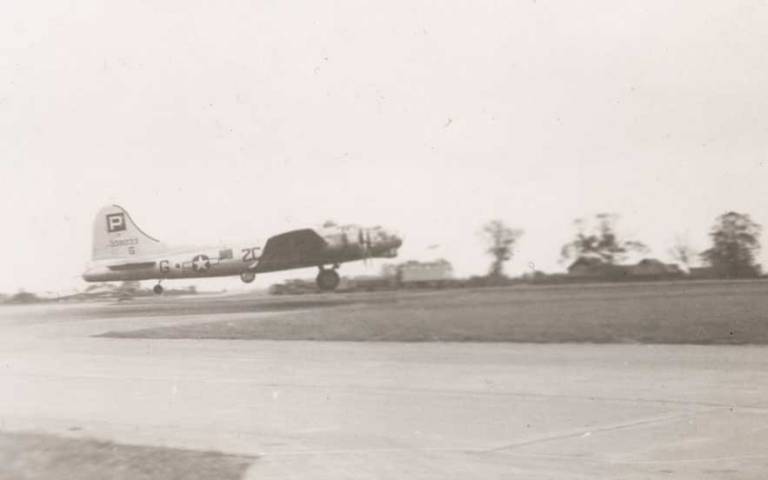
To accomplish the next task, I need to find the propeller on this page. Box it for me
[360,228,372,266]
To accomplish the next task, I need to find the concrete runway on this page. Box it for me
[2,301,768,479]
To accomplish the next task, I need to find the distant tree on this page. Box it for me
[7,290,42,304]
[116,280,141,296]
[668,236,697,271]
[117,281,141,293]
[481,220,524,279]
[701,212,762,278]
[560,213,648,265]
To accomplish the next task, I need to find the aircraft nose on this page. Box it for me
[354,226,403,258]
[377,227,403,251]
[388,230,403,249]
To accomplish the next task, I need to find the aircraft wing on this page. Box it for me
[253,229,328,272]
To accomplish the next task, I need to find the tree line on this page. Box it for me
[481,212,763,280]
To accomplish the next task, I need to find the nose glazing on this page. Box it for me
[388,230,403,249]
[375,227,402,249]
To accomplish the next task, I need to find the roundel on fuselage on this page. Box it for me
[192,254,211,272]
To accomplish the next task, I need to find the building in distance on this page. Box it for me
[567,256,682,280]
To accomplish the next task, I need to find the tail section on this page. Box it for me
[92,205,167,260]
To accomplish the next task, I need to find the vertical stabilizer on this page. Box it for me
[92,205,167,260]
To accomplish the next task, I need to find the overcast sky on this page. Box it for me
[2,1,767,293]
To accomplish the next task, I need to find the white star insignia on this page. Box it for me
[193,255,209,271]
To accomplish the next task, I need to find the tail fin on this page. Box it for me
[92,205,167,260]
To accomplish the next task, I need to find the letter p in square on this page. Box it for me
[106,213,126,233]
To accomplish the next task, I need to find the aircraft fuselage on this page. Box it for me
[82,206,402,292]
[83,231,400,283]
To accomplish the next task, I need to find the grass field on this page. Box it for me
[0,432,253,480]
[98,280,768,344]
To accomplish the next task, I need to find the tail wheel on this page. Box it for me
[153,284,164,295]
[316,269,340,291]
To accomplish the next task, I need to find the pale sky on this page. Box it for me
[2,1,767,293]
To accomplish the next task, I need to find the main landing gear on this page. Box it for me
[316,266,340,292]
[153,283,164,295]
[240,271,256,284]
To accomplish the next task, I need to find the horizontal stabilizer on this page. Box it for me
[107,262,157,271]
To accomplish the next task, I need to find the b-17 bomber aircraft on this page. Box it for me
[82,205,403,294]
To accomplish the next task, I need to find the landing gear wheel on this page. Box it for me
[316,269,340,291]
[153,284,164,295]
[240,271,256,284]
